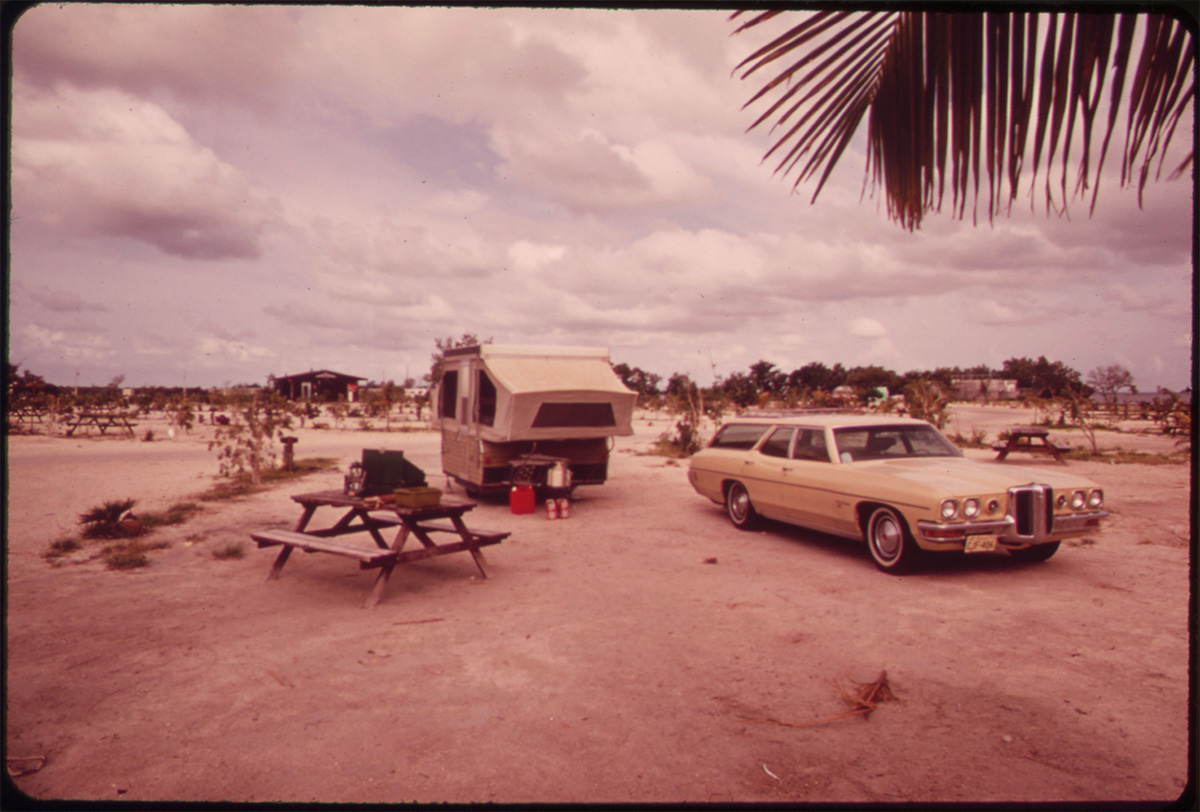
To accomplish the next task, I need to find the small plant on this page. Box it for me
[140,501,204,529]
[903,379,950,428]
[951,429,989,448]
[142,428,155,442]
[101,538,169,570]
[209,391,296,485]
[212,542,245,560]
[43,537,82,561]
[79,498,141,539]
[102,542,148,570]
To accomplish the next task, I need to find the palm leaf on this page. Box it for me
[733,9,1195,230]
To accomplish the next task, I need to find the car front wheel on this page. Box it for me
[726,482,759,530]
[866,506,919,573]
[1008,541,1060,563]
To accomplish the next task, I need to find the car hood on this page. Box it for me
[853,457,1096,494]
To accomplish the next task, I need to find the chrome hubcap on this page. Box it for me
[731,488,748,520]
[874,516,902,559]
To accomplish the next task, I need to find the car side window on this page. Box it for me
[791,428,829,462]
[710,424,768,450]
[759,427,794,458]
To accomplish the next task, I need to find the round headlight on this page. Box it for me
[1070,490,1087,510]
[1088,489,1104,509]
[1057,494,1068,508]
[987,499,1001,514]
[962,498,980,518]
[940,500,958,520]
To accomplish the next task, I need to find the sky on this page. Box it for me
[8,5,1195,392]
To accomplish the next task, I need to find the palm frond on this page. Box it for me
[733,10,1195,230]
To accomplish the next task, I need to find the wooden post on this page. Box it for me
[281,436,298,471]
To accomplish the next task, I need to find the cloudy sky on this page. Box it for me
[9,5,1194,392]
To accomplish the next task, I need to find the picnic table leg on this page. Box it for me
[293,504,318,533]
[364,563,395,609]
[267,546,294,580]
[363,525,414,609]
[450,515,489,578]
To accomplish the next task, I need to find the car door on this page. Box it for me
[774,427,835,528]
[747,426,796,522]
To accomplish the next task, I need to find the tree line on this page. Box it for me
[613,356,1143,408]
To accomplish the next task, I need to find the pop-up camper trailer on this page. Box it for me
[431,345,636,494]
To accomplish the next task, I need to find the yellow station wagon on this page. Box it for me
[687,412,1107,573]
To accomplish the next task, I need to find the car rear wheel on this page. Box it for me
[1008,541,1060,563]
[866,506,918,573]
[726,482,759,530]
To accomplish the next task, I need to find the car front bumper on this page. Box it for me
[917,509,1108,547]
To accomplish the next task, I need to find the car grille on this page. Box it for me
[1010,483,1054,539]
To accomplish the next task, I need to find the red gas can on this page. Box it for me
[509,485,535,515]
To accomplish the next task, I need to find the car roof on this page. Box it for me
[719,412,933,430]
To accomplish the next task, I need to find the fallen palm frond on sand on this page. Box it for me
[741,670,896,729]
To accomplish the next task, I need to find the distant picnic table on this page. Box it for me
[8,407,47,427]
[66,412,138,437]
[992,426,1070,464]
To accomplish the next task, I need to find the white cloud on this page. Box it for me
[12,84,279,259]
[848,318,887,339]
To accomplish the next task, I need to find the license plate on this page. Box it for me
[965,534,998,553]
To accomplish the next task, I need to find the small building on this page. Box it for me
[271,370,365,402]
[951,377,1019,401]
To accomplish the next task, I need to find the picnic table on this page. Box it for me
[992,426,1070,463]
[251,490,509,608]
[8,408,46,427]
[66,412,138,437]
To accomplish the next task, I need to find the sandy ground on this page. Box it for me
[4,404,1193,805]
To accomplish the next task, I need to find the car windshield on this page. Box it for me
[833,425,962,462]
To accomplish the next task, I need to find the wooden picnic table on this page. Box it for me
[251,490,509,608]
[9,407,46,424]
[992,426,1070,463]
[66,412,138,437]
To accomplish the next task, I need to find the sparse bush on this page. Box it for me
[102,542,149,570]
[140,501,203,529]
[951,429,989,448]
[209,391,296,485]
[101,538,170,570]
[903,379,950,428]
[79,498,141,540]
[212,542,245,560]
[44,537,82,560]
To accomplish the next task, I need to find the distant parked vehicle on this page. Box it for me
[431,345,636,495]
[688,412,1108,573]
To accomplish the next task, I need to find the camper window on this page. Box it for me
[477,371,497,427]
[531,402,617,428]
[440,370,458,419]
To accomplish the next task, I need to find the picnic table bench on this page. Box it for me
[251,490,509,608]
[992,426,1070,463]
[66,412,138,437]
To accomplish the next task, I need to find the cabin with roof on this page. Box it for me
[271,370,365,402]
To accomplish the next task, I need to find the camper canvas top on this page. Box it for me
[436,344,636,442]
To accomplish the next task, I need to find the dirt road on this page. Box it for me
[4,405,1191,804]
